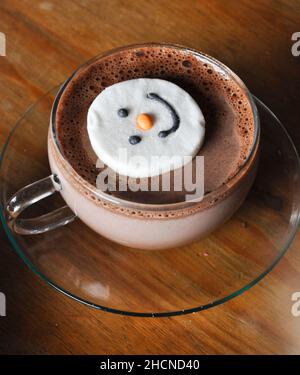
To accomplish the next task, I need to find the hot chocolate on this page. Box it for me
[6,44,259,249]
[55,44,255,205]
[43,44,259,249]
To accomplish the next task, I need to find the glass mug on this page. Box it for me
[6,44,260,250]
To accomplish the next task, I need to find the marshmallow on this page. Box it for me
[87,78,205,178]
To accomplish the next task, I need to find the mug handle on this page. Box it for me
[6,174,76,235]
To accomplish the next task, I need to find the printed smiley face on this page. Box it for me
[87,78,205,178]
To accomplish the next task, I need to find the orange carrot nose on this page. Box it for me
[136,113,154,131]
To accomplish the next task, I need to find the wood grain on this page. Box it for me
[0,0,300,354]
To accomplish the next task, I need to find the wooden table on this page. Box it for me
[0,0,300,354]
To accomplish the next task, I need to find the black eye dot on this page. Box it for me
[129,135,141,145]
[118,108,129,117]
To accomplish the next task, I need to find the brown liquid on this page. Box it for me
[56,45,255,204]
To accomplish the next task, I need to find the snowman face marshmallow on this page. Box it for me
[87,78,205,178]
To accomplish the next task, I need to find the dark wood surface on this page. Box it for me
[0,0,300,354]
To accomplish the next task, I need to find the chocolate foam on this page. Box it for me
[55,44,256,211]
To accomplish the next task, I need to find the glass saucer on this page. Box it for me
[1,87,299,317]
